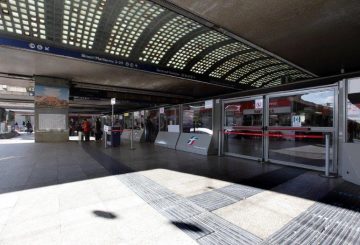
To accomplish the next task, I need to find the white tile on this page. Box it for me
[139,169,231,197]
[58,180,102,211]
[0,214,60,240]
[90,177,135,202]
[0,208,12,226]
[214,190,315,239]
[60,221,123,245]
[0,193,18,210]
[103,193,146,213]
[1,229,60,245]
[59,203,108,231]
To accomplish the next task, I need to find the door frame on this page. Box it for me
[265,85,338,172]
[222,84,339,173]
[222,95,265,161]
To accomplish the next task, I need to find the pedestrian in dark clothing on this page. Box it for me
[95,118,102,141]
[26,121,32,134]
[145,116,153,142]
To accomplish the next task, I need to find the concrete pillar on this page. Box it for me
[34,76,69,142]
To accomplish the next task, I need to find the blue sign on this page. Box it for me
[0,36,240,89]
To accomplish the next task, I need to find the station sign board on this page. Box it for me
[255,99,263,109]
[205,100,213,109]
[292,115,302,127]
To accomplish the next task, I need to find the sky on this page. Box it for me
[301,90,334,106]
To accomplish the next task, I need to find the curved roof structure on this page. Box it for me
[0,0,315,90]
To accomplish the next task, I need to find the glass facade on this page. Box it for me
[347,78,360,143]
[223,99,263,158]
[222,88,336,168]
[160,106,180,132]
[268,89,335,168]
[268,132,331,168]
[269,89,334,127]
[224,99,263,127]
[182,102,212,135]
[145,109,159,142]
[133,111,144,130]
[123,114,132,129]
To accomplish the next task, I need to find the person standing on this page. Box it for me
[95,118,102,141]
[26,121,32,134]
[82,119,91,141]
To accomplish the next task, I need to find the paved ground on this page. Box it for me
[0,134,359,244]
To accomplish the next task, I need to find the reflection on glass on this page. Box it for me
[123,114,132,129]
[160,106,179,132]
[182,102,212,134]
[269,90,334,127]
[268,131,330,168]
[224,100,263,127]
[223,99,263,158]
[133,111,144,130]
[347,78,360,143]
[145,109,159,142]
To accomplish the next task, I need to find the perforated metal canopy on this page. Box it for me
[0,0,315,90]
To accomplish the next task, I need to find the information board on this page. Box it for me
[205,100,213,109]
[255,99,263,109]
[292,115,302,127]
[39,114,66,130]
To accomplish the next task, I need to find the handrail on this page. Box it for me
[224,130,324,139]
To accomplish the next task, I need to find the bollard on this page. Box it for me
[104,131,107,149]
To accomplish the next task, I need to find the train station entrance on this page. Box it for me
[223,85,337,172]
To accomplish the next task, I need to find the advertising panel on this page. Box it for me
[35,84,69,108]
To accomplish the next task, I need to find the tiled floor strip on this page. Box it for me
[264,202,360,244]
[117,173,263,245]
[188,184,263,211]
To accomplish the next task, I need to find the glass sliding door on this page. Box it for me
[223,97,264,160]
[266,88,336,170]
[160,106,180,133]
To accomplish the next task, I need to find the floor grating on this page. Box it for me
[117,173,262,245]
[188,183,263,211]
[264,202,360,244]
[188,191,238,211]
